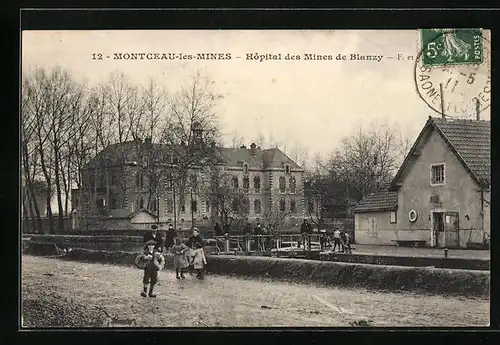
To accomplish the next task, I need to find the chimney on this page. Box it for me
[476,98,480,120]
[240,145,247,149]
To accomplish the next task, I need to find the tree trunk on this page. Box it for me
[22,142,43,233]
[54,152,65,232]
[46,187,54,234]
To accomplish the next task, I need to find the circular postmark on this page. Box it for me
[414,29,490,118]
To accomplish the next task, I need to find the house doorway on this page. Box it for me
[444,212,460,248]
[432,212,444,247]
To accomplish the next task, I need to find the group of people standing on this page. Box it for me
[136,224,207,298]
[319,227,352,253]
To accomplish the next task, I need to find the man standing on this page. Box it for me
[143,224,164,252]
[333,227,342,253]
[164,223,177,250]
[300,219,313,250]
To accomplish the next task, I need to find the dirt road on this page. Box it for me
[21,255,489,327]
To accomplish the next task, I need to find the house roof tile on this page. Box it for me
[353,190,398,213]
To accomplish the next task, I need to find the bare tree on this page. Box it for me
[229,129,246,148]
[160,71,223,221]
[327,123,410,199]
[203,166,249,232]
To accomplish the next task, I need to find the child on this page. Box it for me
[135,239,165,298]
[171,237,189,279]
[192,241,207,280]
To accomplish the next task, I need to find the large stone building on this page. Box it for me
[73,136,306,231]
[353,116,490,249]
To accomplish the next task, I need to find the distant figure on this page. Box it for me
[171,237,189,279]
[319,230,331,252]
[300,219,313,249]
[164,224,177,250]
[214,222,222,237]
[333,227,342,252]
[254,222,264,250]
[143,225,164,252]
[342,231,352,254]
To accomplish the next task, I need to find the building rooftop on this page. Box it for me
[352,190,398,213]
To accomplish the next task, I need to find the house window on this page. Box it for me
[191,200,198,212]
[290,199,296,213]
[110,195,118,210]
[243,162,249,174]
[254,176,261,193]
[243,176,249,192]
[166,198,173,213]
[431,163,445,185]
[279,199,286,212]
[289,176,296,194]
[285,164,291,174]
[390,211,397,224]
[137,197,144,209]
[279,176,286,193]
[243,197,250,213]
[232,176,239,190]
[254,199,261,214]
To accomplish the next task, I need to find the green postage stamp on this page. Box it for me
[420,29,483,66]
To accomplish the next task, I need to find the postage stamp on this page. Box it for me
[415,29,490,117]
[420,28,483,67]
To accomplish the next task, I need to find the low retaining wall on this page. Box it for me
[319,252,490,271]
[53,248,489,298]
[26,235,145,252]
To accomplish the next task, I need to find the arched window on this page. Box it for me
[285,164,291,174]
[243,162,249,174]
[279,176,286,193]
[254,176,261,193]
[232,176,239,190]
[254,199,261,214]
[242,197,250,213]
[289,176,296,194]
[290,199,296,213]
[279,199,286,212]
[139,197,144,209]
[243,176,249,192]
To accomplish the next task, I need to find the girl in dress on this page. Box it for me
[192,241,207,280]
[171,237,189,279]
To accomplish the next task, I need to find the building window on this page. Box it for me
[285,164,291,174]
[254,176,261,193]
[136,173,144,188]
[254,199,261,214]
[243,162,249,174]
[243,197,250,213]
[279,176,286,193]
[243,176,249,192]
[190,174,197,188]
[290,199,296,213]
[431,163,445,185]
[205,200,210,214]
[181,201,185,213]
[308,199,314,213]
[289,176,296,194]
[110,173,117,186]
[390,211,397,224]
[279,199,286,212]
[191,200,198,212]
[166,198,173,214]
[232,176,239,190]
[110,196,118,210]
[151,199,157,214]
[138,197,144,209]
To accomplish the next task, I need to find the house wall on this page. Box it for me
[397,129,487,248]
[354,211,398,245]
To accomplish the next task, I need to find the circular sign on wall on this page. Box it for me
[409,210,418,223]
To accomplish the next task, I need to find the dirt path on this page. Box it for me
[21,255,489,327]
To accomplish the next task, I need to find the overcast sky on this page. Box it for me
[22,30,491,164]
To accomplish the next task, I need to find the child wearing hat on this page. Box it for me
[192,241,207,280]
[136,239,165,297]
[171,237,189,279]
